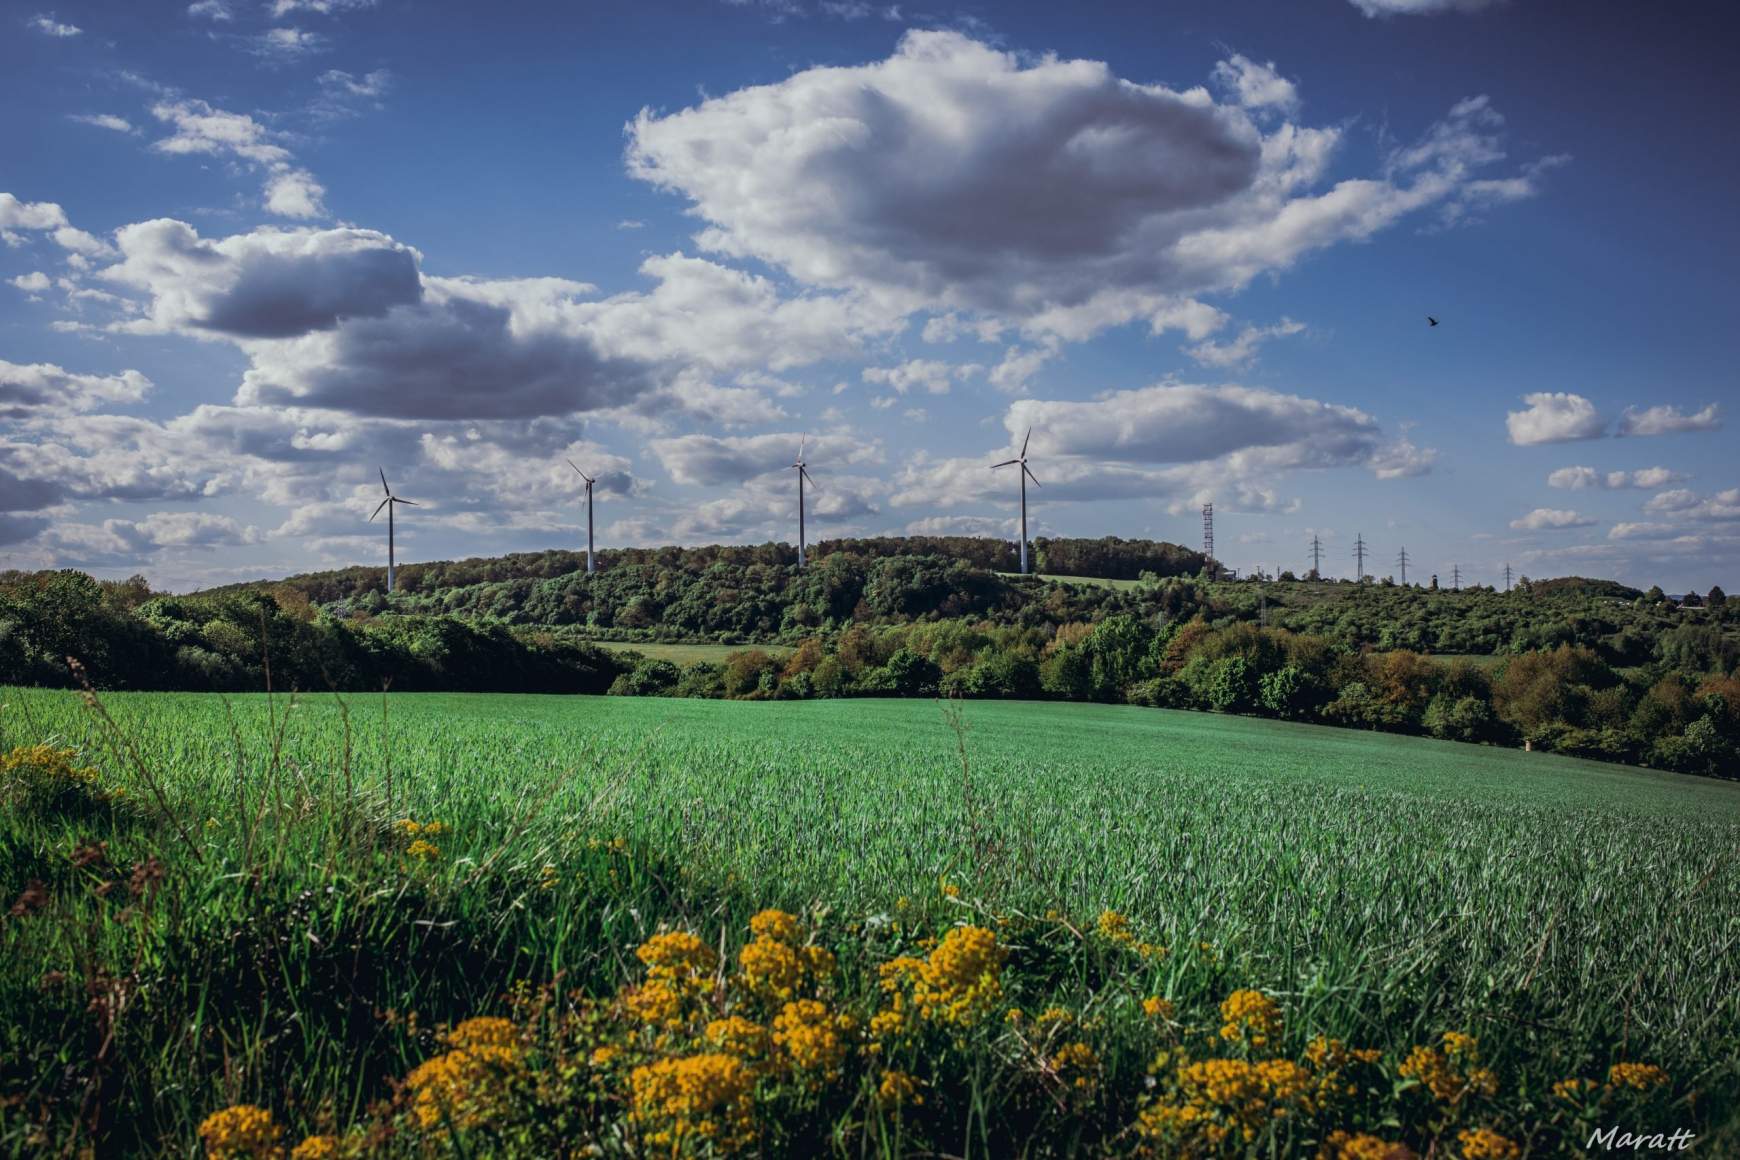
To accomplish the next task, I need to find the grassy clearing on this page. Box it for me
[2,688,1736,1156]
[595,640,791,665]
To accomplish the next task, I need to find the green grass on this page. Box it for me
[3,688,1738,1154]
[595,640,789,665]
[1016,572,1150,590]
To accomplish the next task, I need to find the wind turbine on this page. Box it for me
[567,459,597,574]
[991,428,1042,575]
[792,436,814,568]
[369,468,418,594]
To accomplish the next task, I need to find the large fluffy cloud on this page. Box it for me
[893,382,1429,512]
[96,221,895,420]
[0,360,151,417]
[1506,392,1605,445]
[628,32,1549,333]
[103,220,422,337]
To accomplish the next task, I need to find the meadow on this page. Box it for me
[3,687,1737,1157]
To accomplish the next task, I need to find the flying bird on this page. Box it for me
[1427,316,1439,327]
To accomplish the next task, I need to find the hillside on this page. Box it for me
[2,544,1735,778]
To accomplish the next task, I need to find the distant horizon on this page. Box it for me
[68,531,1715,601]
[4,0,1736,592]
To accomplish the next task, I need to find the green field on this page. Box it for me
[4,688,1737,1155]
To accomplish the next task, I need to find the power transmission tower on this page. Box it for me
[1353,533,1367,582]
[1451,564,1462,591]
[1202,502,1216,579]
[1503,562,1513,592]
[1396,546,1410,587]
[1309,534,1323,579]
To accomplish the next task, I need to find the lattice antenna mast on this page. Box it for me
[1202,502,1216,579]
[1309,534,1323,579]
[1504,562,1514,592]
[1396,547,1410,587]
[1452,563,1462,592]
[1353,533,1368,582]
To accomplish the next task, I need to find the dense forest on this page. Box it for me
[2,535,1735,777]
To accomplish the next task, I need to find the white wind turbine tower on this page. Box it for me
[567,459,597,574]
[791,436,815,568]
[991,428,1042,575]
[369,467,419,594]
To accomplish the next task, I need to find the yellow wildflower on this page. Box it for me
[404,1017,524,1131]
[1142,996,1175,1021]
[1050,1041,1099,1089]
[1320,1129,1418,1160]
[1399,1033,1497,1105]
[289,1137,340,1160]
[705,1015,769,1060]
[1606,1062,1669,1091]
[1456,1127,1521,1160]
[405,839,439,861]
[197,1104,282,1159]
[1218,989,1282,1049]
[878,1069,923,1107]
[1096,909,1135,944]
[629,1053,755,1153]
[748,908,802,943]
[876,925,1006,1031]
[772,999,855,1080]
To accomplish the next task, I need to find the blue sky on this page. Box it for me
[2,0,1736,591]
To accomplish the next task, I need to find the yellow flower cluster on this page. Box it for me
[1456,1126,1522,1159]
[1140,1056,1314,1148]
[875,925,1006,1034]
[628,929,718,1032]
[704,1014,769,1060]
[1606,1062,1669,1091]
[288,1137,340,1160]
[405,839,440,861]
[771,998,855,1080]
[197,1104,282,1159]
[877,1069,923,1107]
[1219,989,1283,1049]
[628,1052,756,1153]
[1142,995,1175,1021]
[1399,1032,1497,1105]
[1050,1041,1100,1089]
[1094,909,1167,959]
[404,1017,523,1131]
[396,819,446,837]
[738,909,834,1004]
[1,743,113,809]
[1319,1129,1418,1160]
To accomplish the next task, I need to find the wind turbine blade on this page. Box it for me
[396,498,420,506]
[379,467,391,495]
[370,497,390,521]
[800,466,815,487]
[567,457,583,476]
[797,434,806,463]
[1024,465,1042,487]
[1021,427,1031,458]
[991,459,1019,469]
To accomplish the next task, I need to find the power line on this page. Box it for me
[1353,533,1367,582]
